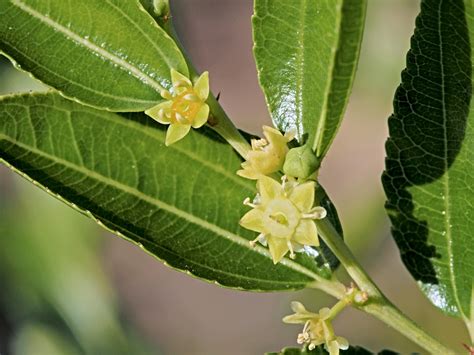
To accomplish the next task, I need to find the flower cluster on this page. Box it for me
[238,125,325,263]
[145,69,210,146]
[283,302,349,355]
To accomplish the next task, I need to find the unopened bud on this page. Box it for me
[283,145,319,179]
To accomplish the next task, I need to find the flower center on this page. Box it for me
[263,198,300,238]
[269,211,289,225]
[171,89,201,124]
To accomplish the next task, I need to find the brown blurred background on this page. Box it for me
[0,1,471,354]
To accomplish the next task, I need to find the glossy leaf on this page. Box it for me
[0,0,187,111]
[0,92,335,291]
[253,0,367,158]
[383,0,474,328]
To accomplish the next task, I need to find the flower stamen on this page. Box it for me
[243,197,258,208]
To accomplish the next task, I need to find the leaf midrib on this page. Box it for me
[2,99,251,190]
[10,0,165,92]
[294,0,307,140]
[437,0,465,319]
[0,134,322,282]
[313,0,342,154]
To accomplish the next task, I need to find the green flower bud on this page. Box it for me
[283,145,319,179]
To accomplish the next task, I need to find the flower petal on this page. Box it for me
[293,220,319,247]
[267,236,289,264]
[336,336,349,350]
[257,176,283,202]
[289,181,315,212]
[326,340,340,355]
[239,209,265,233]
[282,313,308,324]
[171,69,192,87]
[165,124,191,146]
[263,125,290,149]
[236,168,260,180]
[237,161,261,179]
[145,101,172,124]
[319,307,331,320]
[262,125,283,139]
[290,301,307,313]
[194,71,209,100]
[191,103,209,128]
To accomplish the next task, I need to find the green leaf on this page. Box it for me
[382,0,474,329]
[265,345,394,355]
[0,0,187,111]
[252,0,367,158]
[0,92,333,291]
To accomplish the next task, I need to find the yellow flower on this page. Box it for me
[237,126,294,180]
[145,69,210,146]
[239,176,326,264]
[283,301,349,355]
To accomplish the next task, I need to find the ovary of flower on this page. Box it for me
[283,301,349,355]
[237,126,295,180]
[239,176,326,264]
[145,69,210,146]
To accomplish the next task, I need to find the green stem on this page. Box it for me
[206,94,251,158]
[307,277,347,300]
[315,218,458,354]
[316,218,381,297]
[328,297,351,321]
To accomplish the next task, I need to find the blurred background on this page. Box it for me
[0,1,471,354]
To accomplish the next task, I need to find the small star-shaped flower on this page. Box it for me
[146,69,210,146]
[240,176,326,264]
[283,301,349,355]
[237,126,294,180]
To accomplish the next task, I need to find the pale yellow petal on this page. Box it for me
[327,340,340,355]
[236,168,260,180]
[293,220,319,246]
[289,181,315,212]
[171,69,192,87]
[165,124,191,146]
[194,71,209,100]
[145,101,172,124]
[263,125,289,148]
[191,103,209,128]
[257,176,283,202]
[319,307,331,320]
[290,301,307,313]
[267,236,289,264]
[247,150,282,175]
[262,125,283,139]
[282,313,309,324]
[239,209,265,233]
[336,337,349,350]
